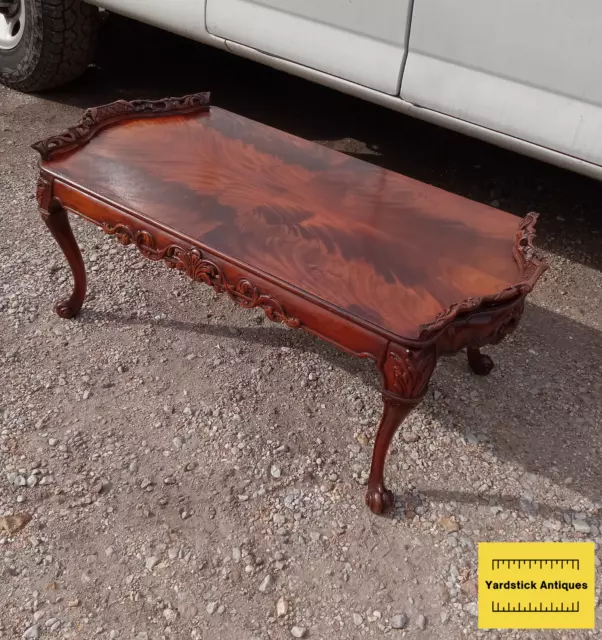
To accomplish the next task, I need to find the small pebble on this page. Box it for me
[163,609,177,622]
[390,614,407,629]
[259,574,274,593]
[438,516,460,533]
[573,520,591,534]
[276,596,289,617]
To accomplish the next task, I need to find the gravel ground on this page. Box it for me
[1,15,601,640]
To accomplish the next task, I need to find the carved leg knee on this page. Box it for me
[467,346,494,376]
[41,205,87,318]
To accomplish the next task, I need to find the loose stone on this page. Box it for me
[390,614,408,629]
[22,627,40,640]
[259,574,274,593]
[276,596,289,617]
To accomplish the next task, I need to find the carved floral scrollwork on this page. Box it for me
[513,212,547,278]
[101,222,301,329]
[101,223,161,259]
[31,93,210,161]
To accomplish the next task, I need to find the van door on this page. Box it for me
[401,0,602,166]
[206,0,413,95]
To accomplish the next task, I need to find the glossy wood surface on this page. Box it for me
[44,107,524,340]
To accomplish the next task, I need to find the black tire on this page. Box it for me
[0,0,99,92]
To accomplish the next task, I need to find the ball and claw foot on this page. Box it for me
[467,347,494,376]
[55,299,80,319]
[365,486,395,514]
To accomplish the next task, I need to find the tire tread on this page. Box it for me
[1,0,99,92]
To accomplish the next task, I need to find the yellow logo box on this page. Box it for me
[478,542,595,629]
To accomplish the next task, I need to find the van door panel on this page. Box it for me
[206,0,412,95]
[402,0,602,165]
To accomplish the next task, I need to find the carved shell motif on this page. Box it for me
[171,248,222,288]
[384,347,437,400]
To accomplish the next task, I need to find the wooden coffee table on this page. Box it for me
[32,93,547,515]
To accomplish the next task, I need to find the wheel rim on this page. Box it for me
[0,0,24,50]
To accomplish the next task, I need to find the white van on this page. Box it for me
[2,0,601,179]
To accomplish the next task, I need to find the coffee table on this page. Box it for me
[32,93,547,515]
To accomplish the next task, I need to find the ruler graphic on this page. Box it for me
[492,601,580,614]
[491,558,579,571]
[479,542,595,629]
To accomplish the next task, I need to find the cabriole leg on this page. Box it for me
[365,398,419,514]
[41,204,87,319]
[366,345,437,515]
[467,346,494,376]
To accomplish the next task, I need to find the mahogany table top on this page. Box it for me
[40,102,533,341]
